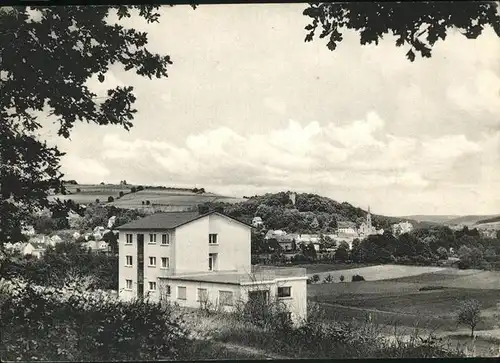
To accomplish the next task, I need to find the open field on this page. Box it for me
[308,267,500,336]
[48,183,244,209]
[306,264,447,282]
[289,263,377,275]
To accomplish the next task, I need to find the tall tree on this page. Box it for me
[303,2,500,61]
[0,6,183,246]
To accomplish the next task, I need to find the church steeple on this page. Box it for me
[367,206,372,227]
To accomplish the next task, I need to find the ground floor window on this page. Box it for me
[148,281,157,291]
[277,286,291,298]
[125,279,132,290]
[178,286,187,300]
[197,288,208,302]
[219,290,234,306]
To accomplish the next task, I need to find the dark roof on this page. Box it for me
[116,211,252,231]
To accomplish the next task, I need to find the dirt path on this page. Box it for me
[217,341,290,360]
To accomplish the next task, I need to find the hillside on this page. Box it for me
[199,191,425,233]
[446,215,500,226]
[400,214,500,227]
[48,183,244,211]
[475,215,500,225]
[400,215,460,224]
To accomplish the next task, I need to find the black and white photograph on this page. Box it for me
[1,1,500,360]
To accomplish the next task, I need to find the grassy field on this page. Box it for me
[306,264,447,282]
[49,183,244,209]
[308,267,500,336]
[290,263,377,275]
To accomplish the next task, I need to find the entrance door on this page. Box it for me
[137,234,144,298]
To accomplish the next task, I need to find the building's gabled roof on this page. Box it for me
[116,211,252,231]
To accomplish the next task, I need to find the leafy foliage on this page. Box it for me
[198,191,400,233]
[0,279,195,361]
[303,2,500,61]
[212,297,464,359]
[457,299,482,337]
[0,5,177,246]
[1,242,118,290]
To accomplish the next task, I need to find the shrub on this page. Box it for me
[131,187,137,193]
[323,274,334,284]
[95,198,100,204]
[107,196,114,203]
[0,279,195,361]
[339,275,345,282]
[311,274,320,283]
[352,274,365,282]
[291,253,312,264]
[76,188,81,193]
[119,191,124,197]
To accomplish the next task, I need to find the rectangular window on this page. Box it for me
[126,255,133,266]
[165,285,171,296]
[125,279,132,290]
[219,290,233,306]
[197,288,208,302]
[149,234,157,244]
[161,234,170,245]
[178,286,187,300]
[125,234,133,244]
[148,256,156,267]
[148,281,157,291]
[209,233,218,244]
[161,257,169,269]
[277,286,291,298]
[208,253,217,271]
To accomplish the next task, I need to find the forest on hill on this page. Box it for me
[198,191,422,233]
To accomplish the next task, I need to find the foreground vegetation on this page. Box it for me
[1,242,118,290]
[0,277,469,360]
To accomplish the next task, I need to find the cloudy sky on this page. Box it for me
[42,4,500,216]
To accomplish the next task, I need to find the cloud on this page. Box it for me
[98,112,498,208]
[60,154,110,183]
[447,69,500,116]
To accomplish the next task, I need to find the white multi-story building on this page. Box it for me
[251,216,264,227]
[391,221,414,236]
[117,211,307,323]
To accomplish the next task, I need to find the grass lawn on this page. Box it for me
[293,263,377,275]
[306,264,447,281]
[49,183,244,209]
[308,267,500,333]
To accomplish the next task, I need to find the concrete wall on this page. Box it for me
[119,229,175,300]
[241,277,308,324]
[157,279,241,312]
[118,213,252,300]
[174,213,251,274]
[118,230,138,301]
[208,213,251,272]
[174,217,210,274]
[155,277,308,323]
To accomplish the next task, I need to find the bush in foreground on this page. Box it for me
[0,279,195,361]
[196,297,465,359]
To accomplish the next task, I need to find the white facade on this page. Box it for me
[118,211,308,323]
[391,221,414,236]
[252,216,263,227]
